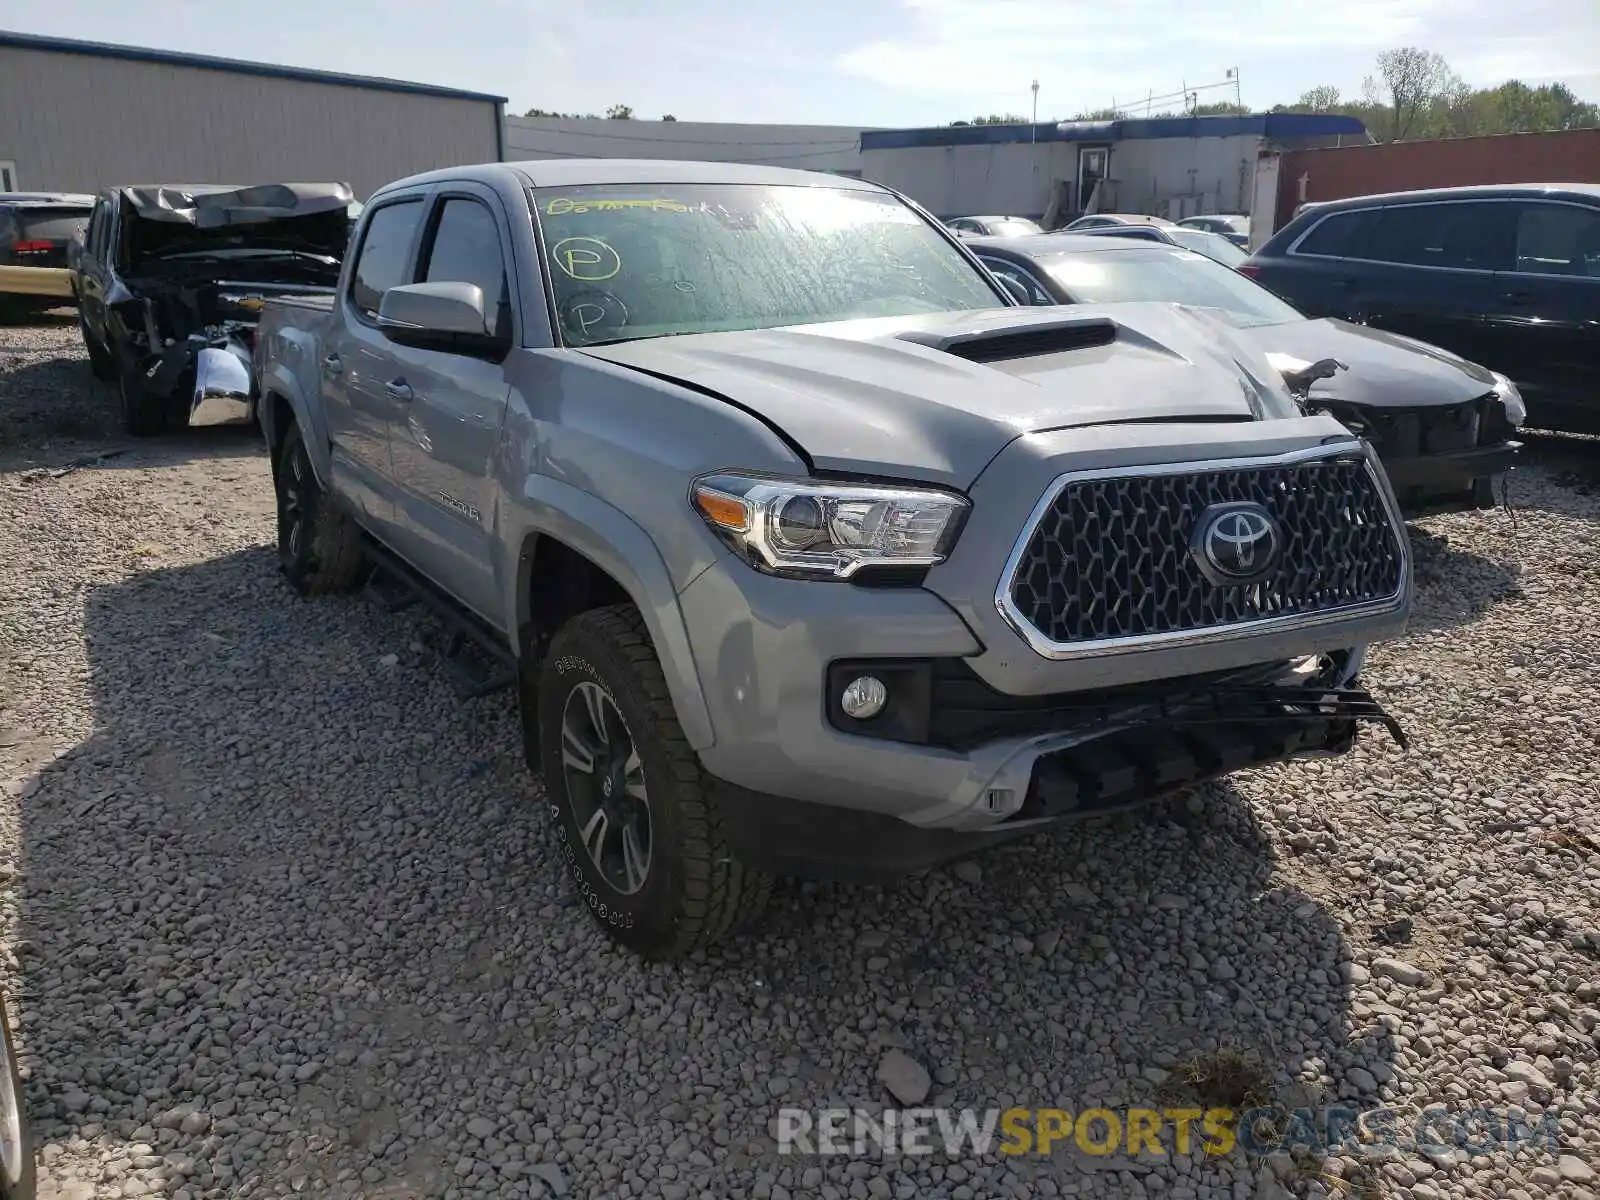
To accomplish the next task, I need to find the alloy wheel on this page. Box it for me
[560,681,652,895]
[279,442,310,564]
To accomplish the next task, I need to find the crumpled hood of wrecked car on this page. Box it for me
[578,302,1300,489]
[1237,318,1500,409]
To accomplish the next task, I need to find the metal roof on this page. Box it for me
[861,113,1367,151]
[376,159,886,196]
[0,29,506,104]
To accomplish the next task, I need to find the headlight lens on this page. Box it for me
[691,473,969,579]
[1490,371,1526,428]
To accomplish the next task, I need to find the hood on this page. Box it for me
[1236,318,1498,408]
[119,183,355,272]
[118,182,355,227]
[580,303,1302,488]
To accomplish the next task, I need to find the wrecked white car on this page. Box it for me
[72,182,355,435]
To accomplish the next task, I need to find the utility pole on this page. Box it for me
[1031,80,1040,139]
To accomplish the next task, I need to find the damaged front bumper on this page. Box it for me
[712,653,1407,882]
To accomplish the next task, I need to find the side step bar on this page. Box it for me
[361,539,518,699]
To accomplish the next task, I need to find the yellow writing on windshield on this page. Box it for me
[550,237,622,281]
[545,197,692,215]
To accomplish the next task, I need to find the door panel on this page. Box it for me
[381,191,515,624]
[1484,202,1600,433]
[322,196,427,528]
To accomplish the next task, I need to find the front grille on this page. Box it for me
[1006,453,1404,649]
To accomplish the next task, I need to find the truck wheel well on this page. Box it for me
[521,537,633,661]
[264,392,294,463]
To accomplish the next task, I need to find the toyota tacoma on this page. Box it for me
[253,160,1413,959]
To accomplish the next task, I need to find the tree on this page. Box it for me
[661,114,678,122]
[1072,107,1122,121]
[1190,101,1249,116]
[605,104,635,120]
[1364,47,1457,140]
[954,113,1029,126]
[1295,86,1342,111]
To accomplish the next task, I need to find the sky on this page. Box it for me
[8,0,1600,128]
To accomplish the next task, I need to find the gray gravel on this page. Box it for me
[2,320,1599,1200]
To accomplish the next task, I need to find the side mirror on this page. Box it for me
[377,282,507,357]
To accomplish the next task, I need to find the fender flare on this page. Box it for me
[506,476,717,752]
[256,361,334,489]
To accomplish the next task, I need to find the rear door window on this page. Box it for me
[1513,203,1600,278]
[1364,202,1512,271]
[1293,210,1375,258]
[349,199,425,319]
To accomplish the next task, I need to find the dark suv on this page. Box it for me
[1244,184,1600,434]
[0,192,93,318]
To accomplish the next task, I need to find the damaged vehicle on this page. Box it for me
[255,160,1413,959]
[970,233,1524,515]
[73,182,355,435]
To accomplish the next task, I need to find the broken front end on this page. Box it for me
[104,182,353,429]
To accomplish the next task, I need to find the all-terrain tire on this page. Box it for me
[535,605,770,959]
[0,992,35,1200]
[118,359,178,437]
[80,310,114,381]
[275,421,366,596]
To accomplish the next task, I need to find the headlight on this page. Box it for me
[690,473,969,580]
[1490,371,1526,428]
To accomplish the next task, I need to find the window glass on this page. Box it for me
[421,199,507,333]
[535,183,1002,346]
[1043,246,1304,327]
[991,218,1043,236]
[17,208,91,242]
[350,199,424,317]
[978,257,1053,305]
[1514,204,1600,277]
[1365,203,1510,270]
[1166,228,1248,267]
[1294,210,1373,258]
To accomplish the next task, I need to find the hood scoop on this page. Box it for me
[896,316,1117,364]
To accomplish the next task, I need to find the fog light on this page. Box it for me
[840,675,888,720]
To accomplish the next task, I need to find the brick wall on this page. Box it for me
[1275,128,1600,224]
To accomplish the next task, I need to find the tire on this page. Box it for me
[536,605,770,959]
[0,993,35,1200]
[118,359,175,438]
[79,310,114,382]
[274,421,366,595]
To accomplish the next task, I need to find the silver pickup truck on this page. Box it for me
[253,160,1413,960]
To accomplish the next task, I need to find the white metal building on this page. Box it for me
[0,30,506,199]
[503,117,871,176]
[860,114,1369,228]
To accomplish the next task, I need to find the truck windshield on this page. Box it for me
[534,183,1004,345]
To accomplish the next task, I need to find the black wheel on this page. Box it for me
[535,605,770,959]
[118,359,175,437]
[0,994,35,1200]
[79,310,114,381]
[274,421,365,595]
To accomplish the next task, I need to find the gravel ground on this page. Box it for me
[1,318,1598,1200]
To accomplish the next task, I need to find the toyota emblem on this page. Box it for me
[1192,502,1282,585]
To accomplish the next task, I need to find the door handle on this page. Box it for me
[1499,291,1535,306]
[384,378,414,402]
[321,353,342,375]
[1329,278,1356,290]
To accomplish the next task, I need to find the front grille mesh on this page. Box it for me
[1008,456,1404,646]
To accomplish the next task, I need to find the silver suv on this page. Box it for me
[253,160,1413,959]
